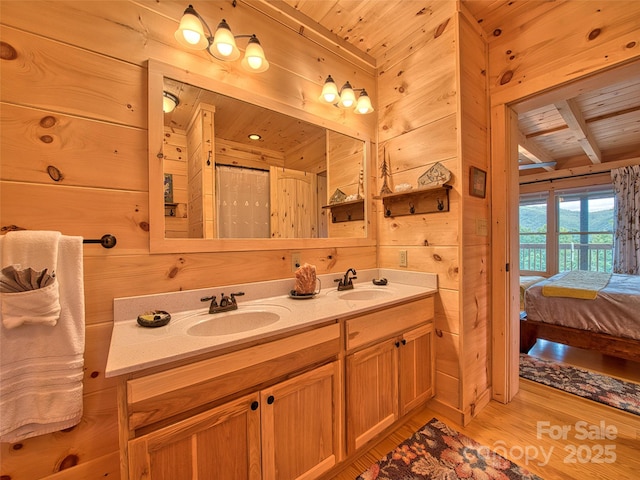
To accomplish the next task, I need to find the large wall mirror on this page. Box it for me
[148,60,374,253]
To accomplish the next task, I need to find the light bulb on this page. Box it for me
[319,75,339,104]
[339,82,356,108]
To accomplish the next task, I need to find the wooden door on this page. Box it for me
[270,166,318,238]
[345,340,398,454]
[128,393,261,480]
[398,323,435,415]
[260,362,339,480]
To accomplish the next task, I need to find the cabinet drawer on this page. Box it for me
[127,323,340,431]
[345,296,434,351]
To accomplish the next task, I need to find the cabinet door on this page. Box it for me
[128,393,261,480]
[261,362,340,480]
[345,339,397,454]
[399,323,435,415]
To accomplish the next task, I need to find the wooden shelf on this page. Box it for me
[322,199,364,223]
[377,185,451,217]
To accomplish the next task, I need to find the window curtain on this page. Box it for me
[216,165,270,238]
[611,165,640,274]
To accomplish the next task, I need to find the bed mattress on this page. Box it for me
[524,272,640,341]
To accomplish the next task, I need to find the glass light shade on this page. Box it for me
[241,36,269,73]
[174,7,208,50]
[210,20,240,61]
[354,90,374,114]
[338,82,356,108]
[162,92,179,113]
[319,75,339,104]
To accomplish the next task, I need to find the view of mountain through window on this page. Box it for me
[519,187,614,274]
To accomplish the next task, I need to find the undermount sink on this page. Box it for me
[336,288,394,301]
[186,308,285,337]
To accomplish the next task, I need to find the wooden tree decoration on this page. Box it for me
[379,147,392,195]
[357,168,364,199]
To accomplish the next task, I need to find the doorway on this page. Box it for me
[490,59,640,403]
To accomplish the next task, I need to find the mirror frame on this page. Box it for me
[148,59,375,253]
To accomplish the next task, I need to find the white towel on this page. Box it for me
[1,230,61,328]
[0,232,85,442]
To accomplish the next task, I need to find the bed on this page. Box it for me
[520,271,640,362]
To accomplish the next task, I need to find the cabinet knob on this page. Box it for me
[250,401,259,411]
[267,395,275,405]
[395,341,400,348]
[402,339,407,345]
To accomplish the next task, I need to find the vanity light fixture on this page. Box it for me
[319,75,374,115]
[174,4,269,73]
[163,91,179,113]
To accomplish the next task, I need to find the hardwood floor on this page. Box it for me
[328,343,640,480]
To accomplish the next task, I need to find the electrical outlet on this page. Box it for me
[291,252,302,272]
[399,250,408,267]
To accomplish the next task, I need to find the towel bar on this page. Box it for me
[83,234,117,249]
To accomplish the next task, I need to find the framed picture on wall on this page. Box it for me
[469,166,486,198]
[164,174,173,203]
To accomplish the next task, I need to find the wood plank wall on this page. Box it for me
[0,1,376,478]
[376,1,491,423]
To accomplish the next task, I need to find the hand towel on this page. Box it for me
[1,231,61,328]
[0,233,85,442]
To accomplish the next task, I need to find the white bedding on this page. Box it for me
[524,272,640,341]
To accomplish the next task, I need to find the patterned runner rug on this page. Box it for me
[357,417,542,480]
[519,354,640,416]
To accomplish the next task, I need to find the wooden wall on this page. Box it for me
[0,1,376,478]
[376,2,490,423]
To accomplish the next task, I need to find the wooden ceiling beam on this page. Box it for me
[554,98,602,164]
[517,130,555,171]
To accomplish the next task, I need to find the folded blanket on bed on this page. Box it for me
[541,270,612,300]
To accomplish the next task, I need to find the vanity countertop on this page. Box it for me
[105,269,437,377]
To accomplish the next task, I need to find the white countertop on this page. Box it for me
[105,269,437,377]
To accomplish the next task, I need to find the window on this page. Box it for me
[519,185,614,275]
[556,188,614,273]
[519,193,549,273]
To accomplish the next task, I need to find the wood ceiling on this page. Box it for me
[282,0,640,177]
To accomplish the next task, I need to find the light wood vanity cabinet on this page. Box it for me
[120,294,435,479]
[345,296,435,453]
[123,324,341,480]
[128,362,340,480]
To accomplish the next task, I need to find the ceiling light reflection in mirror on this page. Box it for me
[162,77,367,240]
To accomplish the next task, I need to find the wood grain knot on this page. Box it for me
[626,41,637,49]
[499,70,514,85]
[435,329,443,337]
[58,454,79,471]
[0,41,17,60]
[39,135,54,144]
[434,19,449,39]
[588,28,601,41]
[433,253,442,262]
[11,443,23,450]
[168,266,179,278]
[90,371,99,378]
[493,29,502,37]
[1,475,12,480]
[39,116,57,128]
[139,221,149,232]
[47,165,64,182]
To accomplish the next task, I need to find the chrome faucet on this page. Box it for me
[201,291,245,314]
[335,268,357,291]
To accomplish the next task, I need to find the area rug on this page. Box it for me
[356,417,542,480]
[519,354,640,416]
